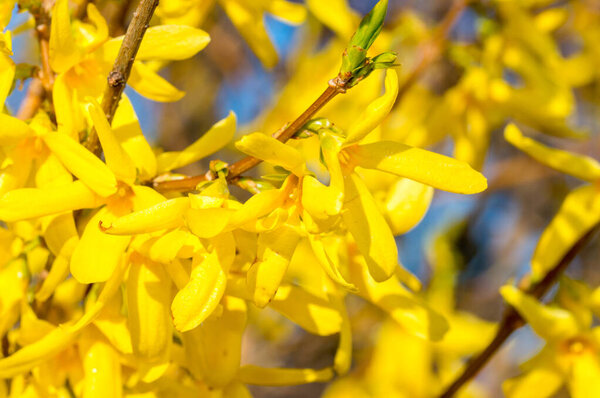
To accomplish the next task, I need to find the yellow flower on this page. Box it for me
[504,124,600,281]
[501,284,600,398]
[49,0,210,137]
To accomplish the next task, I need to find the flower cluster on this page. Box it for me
[1,0,600,396]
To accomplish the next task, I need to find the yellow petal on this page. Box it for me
[569,353,600,398]
[42,132,118,197]
[503,365,564,398]
[222,382,252,398]
[342,172,397,282]
[102,25,210,62]
[266,0,306,24]
[302,176,343,221]
[0,114,34,145]
[185,207,233,238]
[85,3,108,46]
[0,258,28,336]
[531,184,600,281]
[149,229,202,263]
[0,31,14,108]
[344,70,399,146]
[236,132,306,175]
[128,61,185,102]
[237,365,333,386]
[87,98,137,184]
[0,260,126,378]
[171,250,227,332]
[42,212,78,254]
[306,0,356,38]
[0,181,102,222]
[35,152,72,189]
[193,296,247,387]
[218,0,278,68]
[307,235,356,291]
[505,124,600,183]
[320,132,345,195]
[228,188,284,227]
[350,141,488,194]
[332,295,352,375]
[49,0,81,73]
[93,293,133,354]
[35,248,75,302]
[52,72,79,140]
[269,284,342,336]
[70,207,131,283]
[500,285,579,342]
[157,112,236,173]
[102,197,189,235]
[247,226,300,308]
[348,257,448,341]
[79,327,122,398]
[0,1,14,30]
[385,178,434,235]
[112,95,157,180]
[127,254,172,363]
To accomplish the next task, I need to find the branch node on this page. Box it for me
[108,71,125,87]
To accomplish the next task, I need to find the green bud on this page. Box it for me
[344,51,397,88]
[301,118,333,134]
[351,0,388,53]
[371,52,397,65]
[340,0,388,76]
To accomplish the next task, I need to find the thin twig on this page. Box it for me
[16,77,45,120]
[396,0,470,101]
[85,0,160,156]
[152,0,470,194]
[36,0,55,92]
[439,224,600,398]
[17,0,54,119]
[152,84,342,192]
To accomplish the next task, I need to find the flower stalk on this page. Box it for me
[85,0,160,156]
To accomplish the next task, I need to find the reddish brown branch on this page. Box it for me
[85,0,160,156]
[17,0,54,120]
[153,85,341,192]
[439,224,600,398]
[16,77,45,120]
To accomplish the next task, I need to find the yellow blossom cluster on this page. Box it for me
[0,0,599,397]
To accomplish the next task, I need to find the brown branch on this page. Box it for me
[153,84,342,193]
[152,0,470,194]
[396,0,470,101]
[85,0,159,156]
[439,224,600,398]
[16,77,45,120]
[17,0,54,119]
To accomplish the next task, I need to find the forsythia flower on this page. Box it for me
[50,0,210,137]
[501,282,600,398]
[504,124,600,282]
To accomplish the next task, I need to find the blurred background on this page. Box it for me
[6,0,600,396]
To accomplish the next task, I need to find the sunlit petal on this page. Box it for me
[42,132,118,197]
[344,69,399,145]
[171,250,227,332]
[235,132,306,176]
[505,124,600,182]
[0,181,103,222]
[500,285,580,342]
[342,172,397,282]
[350,141,487,194]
